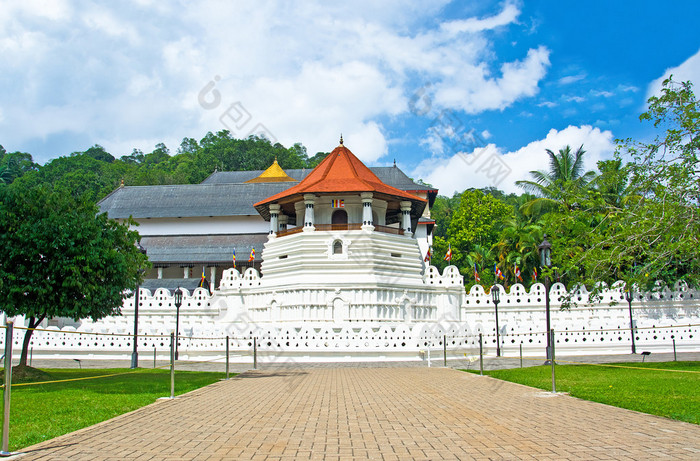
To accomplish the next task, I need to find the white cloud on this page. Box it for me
[647,47,700,99]
[414,125,616,195]
[558,74,586,85]
[0,0,553,163]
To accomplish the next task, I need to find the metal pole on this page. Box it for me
[545,275,551,363]
[29,347,32,368]
[175,304,180,361]
[130,286,140,369]
[253,337,257,370]
[443,335,447,367]
[628,295,636,354]
[170,332,175,399]
[226,336,230,380]
[153,346,156,369]
[479,333,483,376]
[550,329,556,394]
[520,343,523,368]
[673,339,677,361]
[494,301,501,357]
[2,321,14,456]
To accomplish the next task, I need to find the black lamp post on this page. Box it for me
[174,287,183,360]
[130,242,148,369]
[492,285,501,357]
[538,235,553,363]
[625,288,637,354]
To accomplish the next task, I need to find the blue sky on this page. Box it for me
[1,0,699,194]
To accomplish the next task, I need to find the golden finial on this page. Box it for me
[339,134,343,145]
[120,178,124,187]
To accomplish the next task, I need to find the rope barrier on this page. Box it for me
[480,354,700,374]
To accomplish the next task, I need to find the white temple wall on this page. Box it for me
[130,215,268,236]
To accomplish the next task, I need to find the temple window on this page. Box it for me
[333,240,343,254]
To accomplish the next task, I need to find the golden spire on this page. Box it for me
[339,134,343,145]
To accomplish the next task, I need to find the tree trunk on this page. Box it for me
[18,315,45,368]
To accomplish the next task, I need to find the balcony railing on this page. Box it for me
[276,223,404,237]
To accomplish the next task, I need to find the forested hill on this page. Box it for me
[0,130,328,203]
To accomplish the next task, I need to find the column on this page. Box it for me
[400,201,413,237]
[279,214,288,231]
[183,266,189,278]
[210,266,217,291]
[303,194,316,231]
[157,267,163,279]
[269,203,280,237]
[361,192,374,230]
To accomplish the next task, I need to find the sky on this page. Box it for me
[1,0,699,195]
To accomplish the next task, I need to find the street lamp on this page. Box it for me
[492,285,501,357]
[174,287,183,360]
[625,288,637,354]
[538,234,553,363]
[130,242,148,369]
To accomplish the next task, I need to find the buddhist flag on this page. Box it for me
[232,248,236,269]
[514,263,522,282]
[443,244,452,262]
[198,266,210,291]
[532,267,538,282]
[474,263,481,283]
[424,247,432,262]
[249,248,255,262]
[494,263,504,281]
[332,199,344,208]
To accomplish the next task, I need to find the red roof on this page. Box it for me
[254,144,427,208]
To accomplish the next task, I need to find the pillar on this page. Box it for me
[183,266,189,278]
[400,201,412,237]
[210,266,217,291]
[279,214,288,231]
[303,194,316,231]
[157,267,163,279]
[269,203,280,237]
[361,192,374,229]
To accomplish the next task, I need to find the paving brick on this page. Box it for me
[14,367,700,460]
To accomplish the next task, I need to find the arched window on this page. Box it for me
[331,209,348,225]
[333,240,343,254]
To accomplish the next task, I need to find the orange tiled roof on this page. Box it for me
[254,144,427,208]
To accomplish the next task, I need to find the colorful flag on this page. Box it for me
[332,199,345,208]
[249,248,255,262]
[232,248,236,269]
[424,247,432,262]
[474,263,481,282]
[514,263,522,282]
[494,263,504,280]
[443,244,452,262]
[198,266,210,291]
[532,267,538,282]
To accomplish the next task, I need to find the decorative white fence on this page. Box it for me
[2,279,698,362]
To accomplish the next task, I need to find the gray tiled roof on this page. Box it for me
[99,166,433,220]
[140,234,266,264]
[99,183,293,219]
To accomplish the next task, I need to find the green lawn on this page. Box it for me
[0,368,228,451]
[469,361,700,424]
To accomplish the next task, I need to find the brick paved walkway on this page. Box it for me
[15,367,700,460]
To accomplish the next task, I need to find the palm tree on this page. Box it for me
[516,145,596,211]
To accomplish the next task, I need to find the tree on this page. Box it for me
[0,186,149,367]
[516,145,596,211]
[83,144,115,163]
[549,78,699,293]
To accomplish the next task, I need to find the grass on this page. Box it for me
[468,361,700,424]
[0,367,229,451]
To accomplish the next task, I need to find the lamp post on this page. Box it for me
[538,235,553,363]
[174,287,183,360]
[130,242,148,369]
[625,288,637,354]
[492,285,501,357]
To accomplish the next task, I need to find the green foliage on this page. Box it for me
[0,368,226,451]
[0,186,149,365]
[475,361,700,425]
[546,78,700,293]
